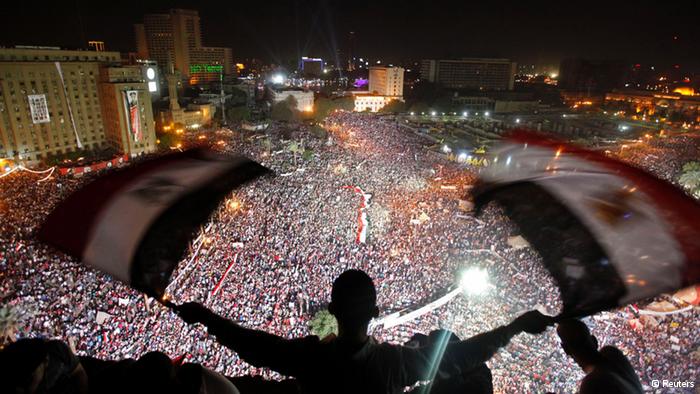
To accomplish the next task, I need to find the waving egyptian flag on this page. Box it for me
[473,131,700,317]
[39,149,271,297]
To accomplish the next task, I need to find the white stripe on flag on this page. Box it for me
[82,157,241,283]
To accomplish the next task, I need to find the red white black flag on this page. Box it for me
[474,131,700,317]
[39,149,271,297]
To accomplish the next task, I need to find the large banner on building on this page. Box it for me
[28,94,50,124]
[122,90,142,142]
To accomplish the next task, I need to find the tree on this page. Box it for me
[0,305,19,344]
[680,161,700,199]
[310,124,328,139]
[271,95,299,122]
[288,141,302,166]
[227,106,251,122]
[156,131,182,150]
[379,99,407,113]
[409,101,431,114]
[308,309,337,338]
[302,148,314,161]
[682,162,700,173]
[228,87,249,106]
[314,96,355,121]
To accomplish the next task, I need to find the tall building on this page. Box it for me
[420,58,517,90]
[369,66,404,97]
[353,66,404,112]
[0,47,155,163]
[134,9,233,84]
[347,31,357,71]
[299,57,323,77]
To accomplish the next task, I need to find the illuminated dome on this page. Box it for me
[673,86,695,96]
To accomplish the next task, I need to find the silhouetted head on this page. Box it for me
[0,338,49,393]
[329,269,379,334]
[557,318,599,368]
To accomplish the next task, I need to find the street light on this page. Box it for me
[442,145,452,153]
[460,267,489,295]
[462,111,468,117]
[484,112,490,117]
[515,118,521,124]
[431,111,437,116]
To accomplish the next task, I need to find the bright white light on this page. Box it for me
[484,111,490,117]
[460,268,489,295]
[146,68,156,80]
[271,74,285,84]
[410,112,415,116]
[458,152,467,161]
[431,111,437,116]
[442,145,452,153]
[462,111,468,117]
[148,81,157,92]
[506,155,512,165]
[515,118,520,123]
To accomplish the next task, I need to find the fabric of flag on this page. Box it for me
[473,131,700,317]
[39,149,271,297]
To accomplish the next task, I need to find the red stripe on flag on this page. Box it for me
[211,253,238,296]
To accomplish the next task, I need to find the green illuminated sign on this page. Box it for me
[190,64,224,73]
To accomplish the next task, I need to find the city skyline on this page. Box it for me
[0,0,698,71]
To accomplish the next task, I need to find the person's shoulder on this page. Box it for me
[599,346,635,370]
[599,345,626,359]
[581,369,621,393]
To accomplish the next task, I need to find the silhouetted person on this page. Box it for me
[0,338,88,394]
[557,319,642,394]
[405,329,493,394]
[176,269,552,394]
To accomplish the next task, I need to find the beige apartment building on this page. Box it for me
[0,47,155,164]
[369,66,404,97]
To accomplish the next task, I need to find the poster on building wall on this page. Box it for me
[122,90,142,142]
[28,94,50,124]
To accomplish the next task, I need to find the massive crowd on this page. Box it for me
[1,112,698,393]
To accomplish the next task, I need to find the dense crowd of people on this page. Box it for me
[1,112,698,393]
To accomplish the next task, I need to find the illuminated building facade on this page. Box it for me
[269,87,314,113]
[135,9,233,84]
[369,66,404,97]
[0,47,157,163]
[0,47,119,163]
[420,58,516,90]
[605,89,700,123]
[98,67,157,156]
[353,94,402,113]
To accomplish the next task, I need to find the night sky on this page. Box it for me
[1,0,698,70]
